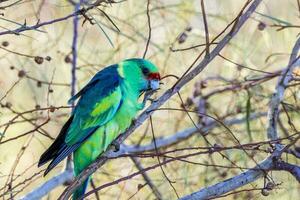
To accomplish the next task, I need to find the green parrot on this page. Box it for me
[38,58,160,199]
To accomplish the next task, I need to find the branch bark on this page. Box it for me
[58,0,263,199]
[272,160,300,183]
[179,150,277,200]
[20,112,267,200]
[178,147,284,200]
[121,112,267,154]
[179,24,300,200]
[0,0,111,36]
[266,37,300,140]
[19,170,73,200]
[131,157,162,199]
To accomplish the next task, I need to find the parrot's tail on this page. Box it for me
[72,176,90,200]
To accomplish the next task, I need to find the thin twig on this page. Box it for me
[130,157,163,200]
[58,1,263,199]
[143,0,151,58]
[0,0,109,36]
[266,37,300,140]
[200,0,210,58]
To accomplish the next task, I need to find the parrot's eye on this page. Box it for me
[142,67,150,75]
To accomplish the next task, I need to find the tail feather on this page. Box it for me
[43,143,80,175]
[38,116,73,168]
[73,177,90,200]
[39,118,100,176]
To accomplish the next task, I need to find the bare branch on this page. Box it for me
[18,111,267,199]
[20,170,73,200]
[142,0,151,58]
[179,23,300,200]
[121,112,267,154]
[179,148,281,200]
[0,0,110,36]
[58,0,263,199]
[130,157,162,200]
[272,160,300,182]
[267,37,300,140]
[200,0,210,58]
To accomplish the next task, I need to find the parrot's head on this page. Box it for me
[120,58,161,92]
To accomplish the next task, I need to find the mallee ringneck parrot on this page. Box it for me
[38,58,160,199]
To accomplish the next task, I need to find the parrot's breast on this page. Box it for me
[110,81,141,136]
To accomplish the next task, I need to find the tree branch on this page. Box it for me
[0,0,111,36]
[130,157,162,200]
[121,112,267,154]
[20,111,267,200]
[178,146,282,200]
[272,160,300,182]
[19,170,73,200]
[266,37,300,140]
[58,0,263,199]
[179,24,300,200]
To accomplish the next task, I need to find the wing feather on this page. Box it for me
[39,64,123,175]
[65,65,123,145]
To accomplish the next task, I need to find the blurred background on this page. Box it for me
[0,0,299,199]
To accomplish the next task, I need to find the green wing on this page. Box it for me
[38,65,123,175]
[65,86,122,145]
[65,65,123,145]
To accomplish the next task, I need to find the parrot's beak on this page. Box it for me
[147,72,160,91]
[149,79,160,90]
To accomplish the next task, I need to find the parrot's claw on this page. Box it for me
[147,97,158,103]
[132,119,137,126]
[146,88,158,96]
[111,141,120,152]
[137,90,158,110]
[142,89,158,105]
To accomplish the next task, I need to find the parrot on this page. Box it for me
[38,58,160,199]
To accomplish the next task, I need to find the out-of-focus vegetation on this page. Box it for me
[0,0,299,199]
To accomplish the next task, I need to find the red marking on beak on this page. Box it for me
[148,73,160,80]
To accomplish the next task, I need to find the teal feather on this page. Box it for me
[72,178,89,200]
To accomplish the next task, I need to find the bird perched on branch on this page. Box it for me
[38,58,160,199]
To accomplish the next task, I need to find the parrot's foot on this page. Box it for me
[145,89,158,99]
[111,141,120,152]
[141,89,158,107]
[147,97,158,103]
